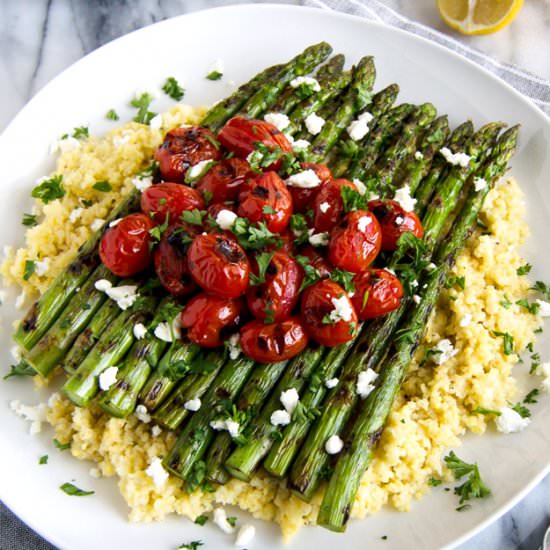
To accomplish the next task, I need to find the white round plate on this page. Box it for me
[1,4,549,550]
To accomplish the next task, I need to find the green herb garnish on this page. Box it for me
[249,252,274,286]
[131,92,157,125]
[105,109,119,121]
[162,76,185,100]
[92,181,112,192]
[32,175,65,204]
[22,213,38,227]
[60,482,94,496]
[23,260,36,281]
[444,451,491,507]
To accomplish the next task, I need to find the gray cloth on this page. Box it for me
[304,0,550,116]
[1,502,56,550]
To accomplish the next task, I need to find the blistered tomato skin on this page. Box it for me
[140,183,205,224]
[154,223,199,296]
[238,171,292,233]
[289,162,333,214]
[180,293,244,348]
[240,317,308,363]
[196,158,253,203]
[300,279,358,346]
[246,251,303,322]
[313,178,357,232]
[351,269,404,320]
[154,126,222,182]
[368,199,423,251]
[218,117,292,170]
[187,233,250,298]
[328,210,382,273]
[99,213,155,277]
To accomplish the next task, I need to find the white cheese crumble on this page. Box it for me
[308,229,329,247]
[135,404,152,424]
[216,209,238,230]
[89,467,102,479]
[187,159,213,181]
[440,147,471,168]
[536,300,550,317]
[97,282,139,310]
[412,294,421,304]
[264,112,290,132]
[112,133,131,147]
[280,388,299,414]
[235,524,255,547]
[10,401,48,435]
[357,215,372,233]
[473,177,488,191]
[319,201,330,213]
[426,262,437,271]
[132,174,153,192]
[184,398,202,412]
[210,418,240,438]
[347,111,374,141]
[432,339,458,365]
[151,425,162,437]
[290,76,321,92]
[154,322,174,343]
[414,151,424,161]
[325,434,344,455]
[10,346,21,362]
[357,369,378,399]
[34,258,50,277]
[213,507,236,534]
[210,419,227,431]
[495,406,531,434]
[98,366,118,391]
[329,295,354,323]
[325,378,339,389]
[91,218,105,231]
[133,323,148,340]
[352,178,367,195]
[459,313,472,327]
[226,333,242,360]
[394,184,417,213]
[145,457,169,488]
[109,218,122,228]
[290,137,310,151]
[270,409,291,426]
[69,207,84,223]
[286,169,321,189]
[395,216,404,226]
[95,279,113,292]
[149,114,163,130]
[539,362,550,393]
[304,112,325,135]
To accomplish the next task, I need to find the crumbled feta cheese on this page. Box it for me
[473,177,488,191]
[290,76,320,92]
[325,435,344,455]
[347,111,374,141]
[352,178,367,195]
[109,218,123,228]
[112,133,131,147]
[356,369,378,398]
[440,147,471,168]
[319,201,330,213]
[308,229,329,247]
[410,280,419,288]
[235,524,255,547]
[395,216,404,226]
[225,419,241,438]
[210,419,227,431]
[187,159,214,181]
[91,218,105,231]
[536,300,550,317]
[98,366,118,391]
[133,323,147,340]
[264,112,290,132]
[15,290,26,310]
[330,295,354,323]
[216,209,238,230]
[149,114,163,130]
[145,457,169,488]
[154,322,174,342]
[357,216,372,233]
[291,138,310,151]
[495,406,531,434]
[135,404,152,424]
[432,339,458,365]
[412,294,421,304]
[280,388,299,414]
[325,378,339,389]
[426,262,437,271]
[89,467,102,479]
[184,398,202,412]
[286,169,321,189]
[304,112,325,135]
[270,409,291,426]
[226,333,242,360]
[394,184,417,212]
[34,258,50,276]
[540,362,550,392]
[10,400,48,435]
[459,314,472,327]
[49,136,81,155]
[102,284,139,310]
[132,175,153,192]
[414,151,424,161]
[69,208,84,223]
[10,345,21,362]
[95,279,112,292]
[213,507,236,534]
[151,425,162,437]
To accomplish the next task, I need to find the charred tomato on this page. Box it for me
[196,158,253,203]
[312,178,357,232]
[141,182,204,225]
[351,269,404,320]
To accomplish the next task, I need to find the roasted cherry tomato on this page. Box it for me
[368,199,423,251]
[196,158,253,203]
[187,233,250,298]
[141,182,204,225]
[289,162,333,214]
[313,178,357,232]
[238,171,292,233]
[207,202,237,220]
[328,210,382,273]
[240,317,308,363]
[154,223,199,296]
[351,269,404,320]
[99,213,155,277]
[180,293,244,348]
[154,126,222,182]
[300,279,358,346]
[218,117,292,170]
[246,251,303,322]
[271,229,295,254]
[296,245,332,278]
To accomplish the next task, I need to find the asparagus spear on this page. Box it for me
[288,122,504,502]
[317,126,519,531]
[162,355,256,481]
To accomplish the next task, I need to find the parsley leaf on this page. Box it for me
[262,205,276,215]
[181,209,206,226]
[524,389,539,404]
[492,331,514,355]
[23,260,36,281]
[72,126,89,139]
[60,482,94,496]
[148,213,170,243]
[131,92,157,125]
[444,451,491,506]
[444,276,465,291]
[178,541,204,550]
[330,269,356,294]
[515,299,540,315]
[511,401,531,418]
[206,70,223,81]
[232,218,281,251]
[92,181,112,192]
[428,477,442,487]
[39,455,48,465]
[53,438,71,451]
[32,175,65,204]
[294,254,321,292]
[499,294,512,309]
[247,142,285,173]
[227,516,237,527]
[249,252,274,286]
[3,361,35,380]
[162,76,185,100]
[186,460,206,493]
[194,515,208,526]
[517,263,532,276]
[22,213,38,227]
[531,281,550,301]
[471,406,501,416]
[105,109,119,121]
[264,301,275,324]
[289,214,310,245]
[341,186,368,213]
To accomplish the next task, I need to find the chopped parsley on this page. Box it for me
[444,276,465,291]
[249,252,275,286]
[22,213,38,227]
[181,209,206,226]
[289,213,309,245]
[60,482,94,496]
[294,81,317,99]
[131,92,157,125]
[517,263,532,276]
[499,294,513,309]
[23,260,36,281]
[330,269,356,294]
[53,438,71,451]
[471,406,501,416]
[444,451,491,508]
[162,76,185,101]
[531,280,550,301]
[339,139,360,159]
[92,181,112,192]
[105,109,119,121]
[247,142,286,173]
[515,298,540,315]
[226,516,237,528]
[178,541,204,550]
[148,213,170,243]
[294,254,321,292]
[72,126,89,139]
[492,331,514,355]
[341,186,368,213]
[32,174,65,204]
[232,218,281,251]
[186,460,206,493]
[264,302,275,324]
[524,388,539,404]
[262,205,276,215]
[511,401,530,418]
[428,477,442,487]
[3,361,35,380]
[206,70,223,81]
[194,515,208,526]
[39,455,48,465]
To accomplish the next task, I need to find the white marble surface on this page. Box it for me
[0,1,549,549]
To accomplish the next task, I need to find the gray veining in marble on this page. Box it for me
[0,1,549,549]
